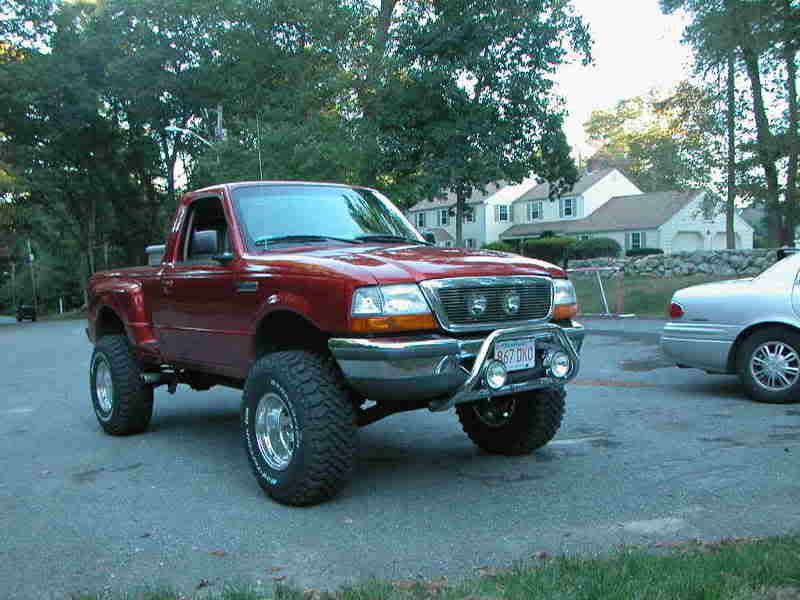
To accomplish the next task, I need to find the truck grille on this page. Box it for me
[420,276,553,333]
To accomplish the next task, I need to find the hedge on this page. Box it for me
[627,247,664,256]
[570,237,621,259]
[481,241,518,253]
[522,236,576,264]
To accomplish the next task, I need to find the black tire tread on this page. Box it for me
[92,335,154,435]
[243,350,356,506]
[457,388,565,455]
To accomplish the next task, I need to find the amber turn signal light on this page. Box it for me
[552,303,578,321]
[350,313,438,334]
[669,302,684,319]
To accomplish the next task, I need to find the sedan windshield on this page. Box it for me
[231,184,424,250]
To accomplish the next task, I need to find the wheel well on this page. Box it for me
[254,311,328,357]
[727,322,800,372]
[96,307,126,339]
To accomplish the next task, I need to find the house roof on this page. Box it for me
[424,228,454,243]
[514,168,617,203]
[408,183,506,212]
[501,190,702,239]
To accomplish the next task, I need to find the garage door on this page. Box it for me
[712,232,741,249]
[672,231,704,252]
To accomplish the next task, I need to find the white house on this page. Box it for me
[501,190,755,253]
[406,169,643,248]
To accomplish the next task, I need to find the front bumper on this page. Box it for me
[329,322,584,411]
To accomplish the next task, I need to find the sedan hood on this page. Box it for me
[248,243,564,285]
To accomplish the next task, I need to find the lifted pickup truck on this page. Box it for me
[87,182,584,505]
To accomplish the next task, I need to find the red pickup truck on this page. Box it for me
[87,182,584,505]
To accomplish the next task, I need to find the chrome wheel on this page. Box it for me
[254,393,297,471]
[94,355,114,419]
[749,341,800,392]
[473,397,516,428]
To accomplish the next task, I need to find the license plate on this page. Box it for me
[494,338,537,372]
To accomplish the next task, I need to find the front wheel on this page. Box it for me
[90,335,154,435]
[738,327,800,404]
[457,388,565,455]
[241,350,357,506]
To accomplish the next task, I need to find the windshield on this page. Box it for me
[231,184,424,249]
[757,253,800,284]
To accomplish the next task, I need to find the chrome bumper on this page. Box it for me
[329,322,584,411]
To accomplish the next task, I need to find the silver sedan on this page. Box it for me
[661,253,800,403]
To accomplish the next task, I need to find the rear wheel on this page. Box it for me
[241,350,357,506]
[738,327,800,404]
[90,335,154,434]
[457,388,565,455]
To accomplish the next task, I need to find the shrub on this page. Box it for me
[482,241,517,253]
[570,237,621,260]
[522,236,576,265]
[627,247,664,256]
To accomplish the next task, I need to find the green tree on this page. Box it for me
[365,0,592,245]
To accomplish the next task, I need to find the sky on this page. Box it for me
[556,0,694,159]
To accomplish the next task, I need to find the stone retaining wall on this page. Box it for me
[568,249,780,278]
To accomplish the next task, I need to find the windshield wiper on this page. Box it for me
[254,235,361,247]
[355,234,432,246]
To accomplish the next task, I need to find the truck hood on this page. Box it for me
[247,243,564,284]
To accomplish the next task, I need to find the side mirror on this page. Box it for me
[212,252,235,265]
[423,232,436,245]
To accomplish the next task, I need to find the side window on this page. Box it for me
[179,197,231,264]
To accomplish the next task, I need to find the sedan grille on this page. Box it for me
[421,277,553,333]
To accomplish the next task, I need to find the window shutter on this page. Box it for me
[494,205,500,222]
[625,232,631,250]
[559,200,564,218]
[641,231,647,248]
[509,205,514,223]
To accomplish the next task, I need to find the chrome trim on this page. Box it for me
[329,323,583,409]
[420,276,554,333]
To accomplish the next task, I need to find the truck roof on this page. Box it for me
[189,180,378,197]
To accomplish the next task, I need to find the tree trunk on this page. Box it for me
[783,0,798,246]
[741,46,784,245]
[455,189,465,248]
[726,52,736,249]
[87,194,96,275]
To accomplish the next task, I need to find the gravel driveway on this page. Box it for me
[1,318,798,598]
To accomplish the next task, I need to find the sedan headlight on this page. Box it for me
[351,284,437,333]
[552,279,578,320]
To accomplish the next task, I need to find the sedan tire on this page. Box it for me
[737,327,800,404]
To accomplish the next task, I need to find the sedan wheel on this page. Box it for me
[738,327,800,404]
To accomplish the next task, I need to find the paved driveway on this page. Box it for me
[1,319,798,598]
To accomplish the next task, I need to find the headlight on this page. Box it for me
[553,279,577,305]
[552,279,578,320]
[350,284,436,333]
[351,284,432,316]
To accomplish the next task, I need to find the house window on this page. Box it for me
[560,197,575,218]
[465,238,476,249]
[630,231,645,250]
[463,208,475,224]
[578,234,591,241]
[439,209,449,227]
[527,201,543,221]
[414,212,425,228]
[495,204,509,223]
[443,240,453,248]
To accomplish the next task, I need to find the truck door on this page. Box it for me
[153,195,245,371]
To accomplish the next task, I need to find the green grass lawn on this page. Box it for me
[573,274,734,317]
[75,536,800,600]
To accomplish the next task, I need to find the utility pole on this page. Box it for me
[104,241,109,270]
[256,113,264,180]
[726,51,737,249]
[10,261,16,308]
[27,239,37,313]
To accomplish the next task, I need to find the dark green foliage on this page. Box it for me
[522,237,576,265]
[481,242,517,254]
[569,237,621,259]
[626,247,664,256]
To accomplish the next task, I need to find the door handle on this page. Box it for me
[161,279,175,294]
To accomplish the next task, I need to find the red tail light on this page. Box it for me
[669,302,684,319]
